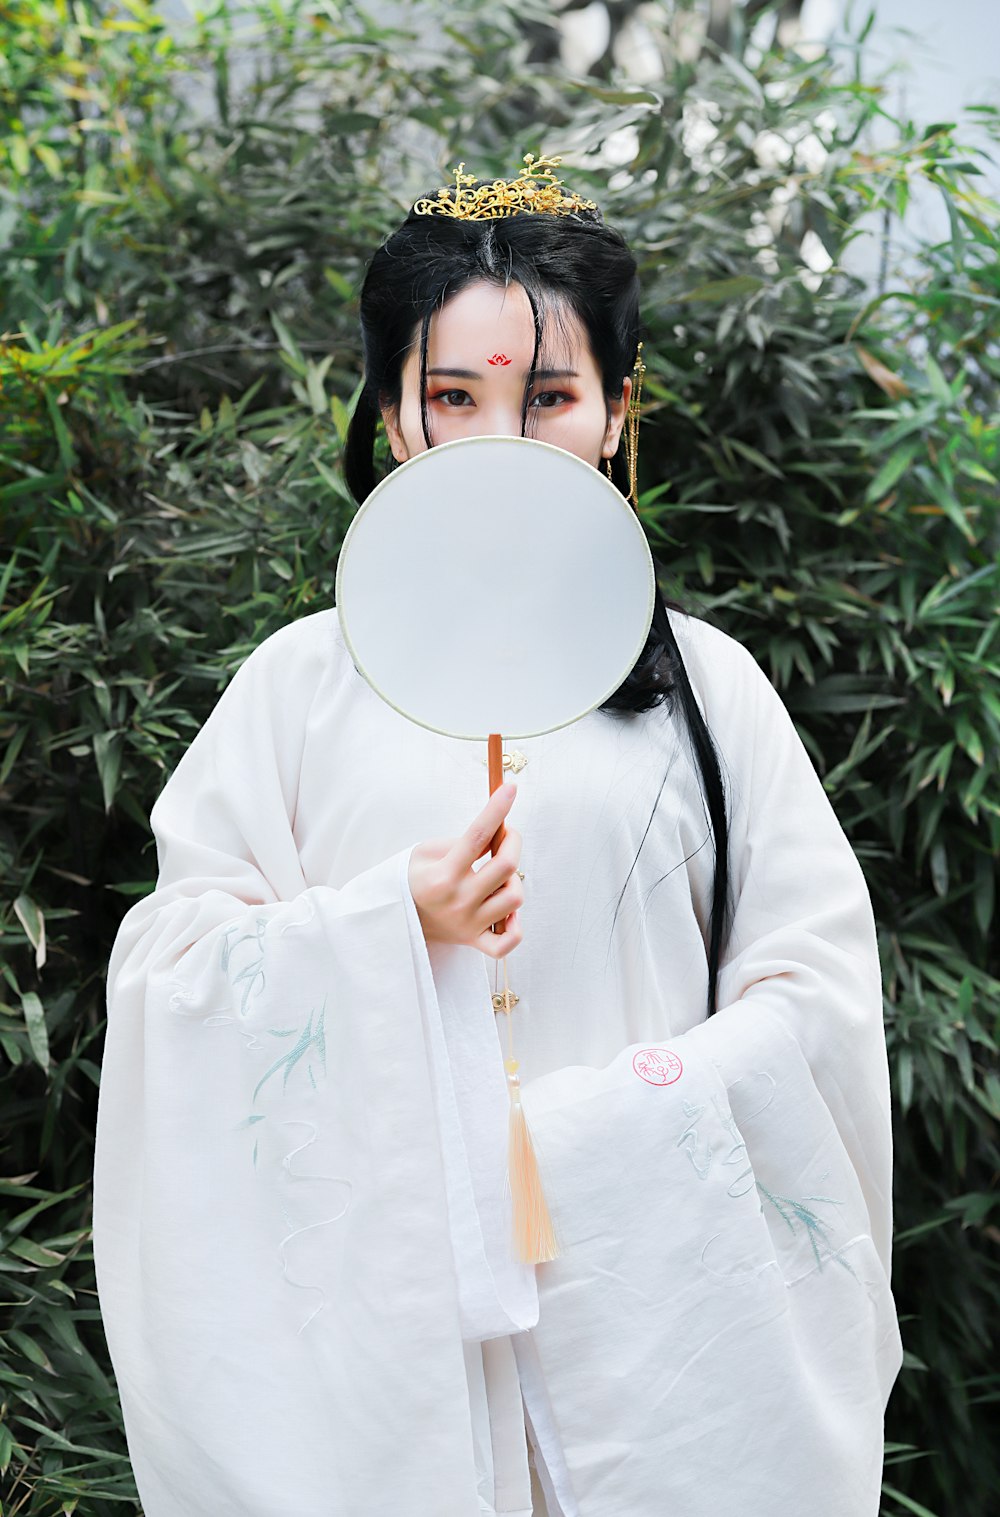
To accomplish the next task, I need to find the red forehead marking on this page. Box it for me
[487,353,512,366]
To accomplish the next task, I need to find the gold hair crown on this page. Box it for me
[413,153,598,221]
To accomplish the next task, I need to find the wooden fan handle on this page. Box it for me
[488,733,507,855]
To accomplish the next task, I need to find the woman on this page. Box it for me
[93,156,902,1517]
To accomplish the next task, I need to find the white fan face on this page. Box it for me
[336,435,655,740]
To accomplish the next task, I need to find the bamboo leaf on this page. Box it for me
[923,354,953,407]
[14,895,47,971]
[865,440,920,502]
[8,1235,65,1266]
[92,731,123,813]
[8,1330,54,1372]
[880,1482,942,1517]
[20,992,50,1073]
[677,276,764,304]
[856,345,909,399]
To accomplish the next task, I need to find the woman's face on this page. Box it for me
[382,280,630,470]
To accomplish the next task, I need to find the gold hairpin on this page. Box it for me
[413,153,598,222]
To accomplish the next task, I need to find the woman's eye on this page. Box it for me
[431,389,474,407]
[530,391,571,409]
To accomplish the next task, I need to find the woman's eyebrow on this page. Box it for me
[426,367,580,380]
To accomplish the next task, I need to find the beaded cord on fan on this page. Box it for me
[494,954,559,1264]
[413,157,643,1254]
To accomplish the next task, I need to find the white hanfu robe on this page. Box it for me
[93,606,902,1517]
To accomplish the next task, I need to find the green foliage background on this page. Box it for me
[1,1,997,1512]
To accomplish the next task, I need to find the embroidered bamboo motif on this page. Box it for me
[219,918,268,1015]
[209,917,350,1331]
[253,1003,327,1101]
[676,1086,855,1279]
[756,1183,855,1277]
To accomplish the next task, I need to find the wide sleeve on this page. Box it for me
[92,616,535,1517]
[689,616,895,1275]
[514,619,903,1517]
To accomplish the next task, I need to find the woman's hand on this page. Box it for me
[407,782,524,959]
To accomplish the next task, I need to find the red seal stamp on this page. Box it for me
[633,1048,683,1087]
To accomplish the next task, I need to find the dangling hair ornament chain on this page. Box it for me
[624,341,646,510]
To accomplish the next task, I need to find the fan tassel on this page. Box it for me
[505,1058,559,1264]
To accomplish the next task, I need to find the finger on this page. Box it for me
[472,877,524,935]
[470,827,522,898]
[450,782,518,874]
[410,835,457,868]
[477,912,522,960]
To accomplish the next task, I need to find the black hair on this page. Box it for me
[343,188,732,1015]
